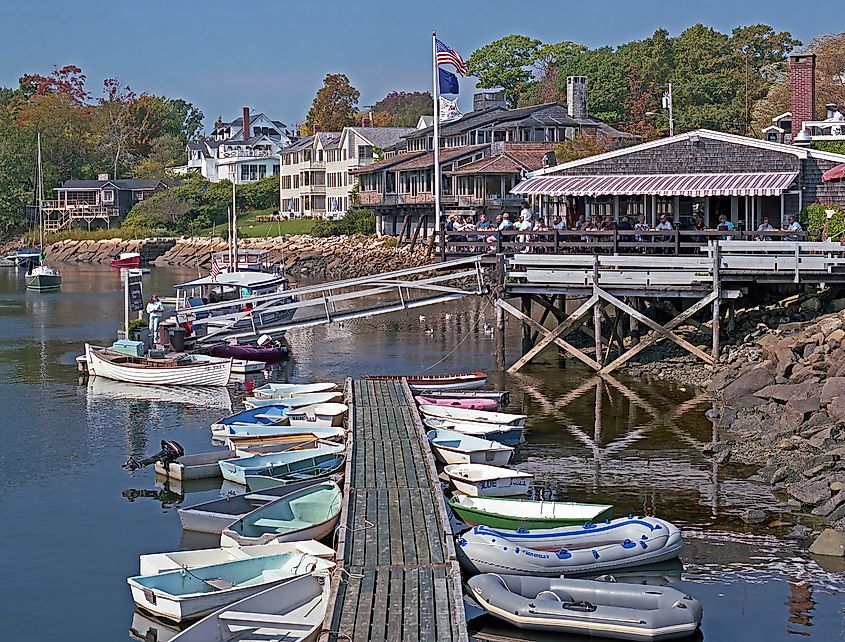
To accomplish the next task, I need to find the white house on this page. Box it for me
[183,107,294,183]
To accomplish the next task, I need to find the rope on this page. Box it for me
[422,295,493,371]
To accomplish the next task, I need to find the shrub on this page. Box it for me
[804,202,845,241]
[311,219,336,237]
[336,208,375,235]
[238,176,279,210]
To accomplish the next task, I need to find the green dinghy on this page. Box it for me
[449,494,613,530]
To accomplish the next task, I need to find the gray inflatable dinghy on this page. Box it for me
[467,574,703,641]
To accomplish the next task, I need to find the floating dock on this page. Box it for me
[324,379,467,641]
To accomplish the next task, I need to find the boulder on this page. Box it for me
[821,378,845,404]
[722,367,775,403]
[788,393,821,416]
[829,329,845,343]
[777,404,805,433]
[808,528,845,557]
[754,382,816,402]
[787,479,832,506]
[827,396,845,422]
[785,524,812,540]
[741,509,767,524]
[812,491,845,517]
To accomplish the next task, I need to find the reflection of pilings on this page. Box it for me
[593,378,602,490]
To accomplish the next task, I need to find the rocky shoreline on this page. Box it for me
[43,234,434,279]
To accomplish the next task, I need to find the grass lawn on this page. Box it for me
[212,209,315,237]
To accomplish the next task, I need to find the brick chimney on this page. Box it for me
[242,106,251,140]
[790,53,815,139]
[566,76,588,119]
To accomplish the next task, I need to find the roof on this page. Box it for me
[417,115,434,128]
[347,127,417,149]
[315,132,342,149]
[391,144,489,172]
[174,271,285,290]
[349,151,427,174]
[513,172,799,197]
[57,179,170,191]
[532,129,845,177]
[216,113,287,131]
[283,136,315,153]
[449,149,550,175]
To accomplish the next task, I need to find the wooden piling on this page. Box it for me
[712,241,721,360]
[495,303,505,369]
[521,295,532,356]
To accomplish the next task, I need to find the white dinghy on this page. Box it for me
[418,404,526,427]
[251,382,338,399]
[285,403,348,428]
[244,392,343,409]
[444,463,532,497]
[85,344,232,387]
[169,573,330,642]
[423,417,525,446]
[426,429,513,466]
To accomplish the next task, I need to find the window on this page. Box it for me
[273,164,280,176]
[317,150,323,162]
[342,149,347,161]
[357,145,373,159]
[259,165,267,179]
[102,189,114,204]
[133,190,145,201]
[293,175,299,188]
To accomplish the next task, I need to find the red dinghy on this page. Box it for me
[415,395,497,410]
[110,252,141,269]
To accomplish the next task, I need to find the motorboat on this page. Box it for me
[110,252,141,269]
[444,463,532,497]
[25,264,62,291]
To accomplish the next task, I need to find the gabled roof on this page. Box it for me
[772,111,792,122]
[315,132,342,150]
[349,151,427,174]
[346,127,417,149]
[532,129,845,177]
[283,136,315,153]
[448,149,550,175]
[57,179,173,191]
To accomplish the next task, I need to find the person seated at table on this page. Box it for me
[574,214,587,230]
[716,214,735,233]
[600,215,616,231]
[783,215,803,241]
[756,216,774,240]
[552,215,567,230]
[618,216,633,231]
[476,213,493,231]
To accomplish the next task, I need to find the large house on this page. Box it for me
[279,126,415,217]
[183,107,294,183]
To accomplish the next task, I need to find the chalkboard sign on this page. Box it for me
[128,282,144,312]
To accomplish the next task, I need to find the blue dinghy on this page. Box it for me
[219,443,346,485]
[211,406,290,435]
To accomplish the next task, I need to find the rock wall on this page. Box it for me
[46,238,177,264]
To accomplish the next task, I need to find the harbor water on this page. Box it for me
[0,263,843,641]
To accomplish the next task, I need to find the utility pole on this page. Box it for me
[662,83,675,137]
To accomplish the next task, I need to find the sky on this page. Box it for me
[0,0,841,133]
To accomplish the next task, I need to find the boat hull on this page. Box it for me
[364,372,487,391]
[444,464,532,497]
[85,344,232,386]
[449,496,614,530]
[25,272,61,291]
[111,257,141,269]
[218,446,345,485]
[419,404,526,426]
[415,395,498,410]
[211,344,288,362]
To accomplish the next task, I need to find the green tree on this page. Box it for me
[467,34,542,108]
[370,91,432,127]
[305,74,360,134]
[132,134,185,178]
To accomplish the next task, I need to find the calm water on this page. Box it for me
[0,264,842,641]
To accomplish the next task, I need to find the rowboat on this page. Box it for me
[245,472,344,492]
[218,444,346,485]
[457,517,683,576]
[251,382,338,399]
[426,429,513,466]
[244,392,343,409]
[444,463,532,497]
[139,540,336,575]
[449,495,613,530]
[127,551,334,622]
[415,395,498,410]
[220,481,343,547]
[85,344,232,387]
[419,404,526,427]
[423,417,524,446]
[211,406,289,434]
[363,371,487,391]
[467,574,703,641]
[169,574,331,642]
[224,429,345,449]
[421,389,509,405]
[178,479,334,534]
[286,403,348,428]
[110,252,141,269]
[88,377,233,412]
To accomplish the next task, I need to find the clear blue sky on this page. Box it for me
[1,0,840,132]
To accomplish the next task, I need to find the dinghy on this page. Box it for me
[415,395,498,410]
[169,573,330,642]
[449,495,613,530]
[211,406,290,434]
[444,464,533,497]
[219,444,346,486]
[363,371,487,391]
[127,551,333,622]
[421,389,509,405]
[140,541,335,575]
[467,574,703,641]
[224,429,344,450]
[155,441,314,481]
[285,403,348,428]
[244,472,342,492]
[251,382,338,399]
[86,344,232,387]
[178,479,334,534]
[244,391,343,410]
[220,481,343,547]
[423,417,524,446]
[427,429,514,466]
[457,517,683,576]
[418,404,526,427]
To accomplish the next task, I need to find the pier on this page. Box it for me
[323,379,467,642]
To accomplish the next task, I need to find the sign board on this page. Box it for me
[128,282,144,312]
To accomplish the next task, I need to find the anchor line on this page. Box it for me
[422,295,493,371]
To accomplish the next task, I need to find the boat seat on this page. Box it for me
[253,518,311,531]
[205,578,235,590]
[218,611,313,628]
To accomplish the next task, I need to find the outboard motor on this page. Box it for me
[123,440,184,471]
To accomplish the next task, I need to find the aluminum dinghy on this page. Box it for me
[468,574,703,641]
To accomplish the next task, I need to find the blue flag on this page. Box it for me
[439,67,459,95]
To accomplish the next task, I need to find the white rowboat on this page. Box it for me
[426,429,513,466]
[286,403,348,428]
[251,382,338,399]
[444,463,533,497]
[85,344,232,387]
[244,391,344,409]
[418,404,526,427]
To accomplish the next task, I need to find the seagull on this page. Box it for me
[424,327,434,335]
[418,315,426,322]
[482,322,493,335]
[445,313,453,321]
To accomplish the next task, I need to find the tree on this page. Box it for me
[305,74,360,134]
[132,134,185,178]
[96,78,140,178]
[18,65,90,104]
[554,134,613,163]
[369,91,432,127]
[467,35,542,107]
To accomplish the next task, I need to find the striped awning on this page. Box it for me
[512,172,798,197]
[822,164,845,182]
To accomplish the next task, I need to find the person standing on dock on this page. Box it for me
[146,295,163,338]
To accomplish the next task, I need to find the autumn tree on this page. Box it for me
[305,74,360,134]
[369,91,432,127]
[467,35,541,107]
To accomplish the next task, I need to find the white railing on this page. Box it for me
[219,149,275,159]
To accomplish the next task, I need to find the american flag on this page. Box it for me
[436,38,468,76]
[210,255,221,282]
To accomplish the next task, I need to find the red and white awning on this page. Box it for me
[822,164,845,182]
[512,172,798,197]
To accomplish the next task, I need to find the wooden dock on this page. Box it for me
[323,379,467,642]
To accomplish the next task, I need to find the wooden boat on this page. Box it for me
[415,395,498,410]
[286,403,348,428]
[251,382,338,399]
[224,429,344,449]
[211,406,289,434]
[219,444,346,485]
[444,463,532,497]
[457,517,683,576]
[88,377,233,412]
[85,344,232,387]
[426,429,513,466]
[419,404,526,427]
[467,574,703,641]
[140,541,335,575]
[169,573,331,642]
[423,417,524,446]
[220,481,343,547]
[127,551,333,622]
[178,479,333,534]
[110,252,141,269]
[244,391,343,409]
[25,264,62,291]
[421,389,509,405]
[363,371,487,391]
[449,495,613,530]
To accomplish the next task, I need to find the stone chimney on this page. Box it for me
[790,53,815,139]
[566,76,588,119]
[242,106,251,140]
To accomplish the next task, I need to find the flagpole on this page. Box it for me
[432,30,441,235]
[231,178,238,271]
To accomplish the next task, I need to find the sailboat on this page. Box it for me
[25,133,61,292]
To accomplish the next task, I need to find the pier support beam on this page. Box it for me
[520,296,533,356]
[494,303,505,370]
[712,242,721,360]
